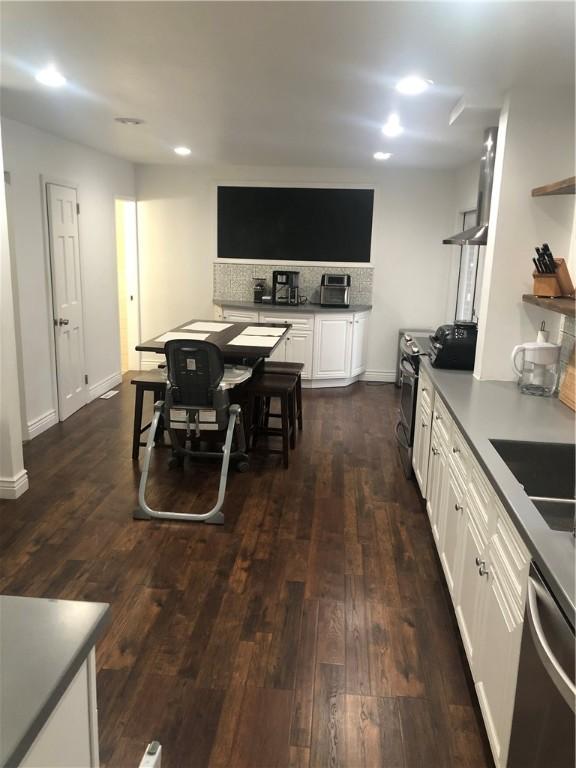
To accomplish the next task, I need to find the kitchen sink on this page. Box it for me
[490,440,575,534]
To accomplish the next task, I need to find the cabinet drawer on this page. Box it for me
[222,308,259,323]
[467,458,497,540]
[492,501,530,611]
[432,395,452,447]
[259,313,314,330]
[419,370,434,411]
[449,424,470,486]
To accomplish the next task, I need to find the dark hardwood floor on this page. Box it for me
[0,377,493,767]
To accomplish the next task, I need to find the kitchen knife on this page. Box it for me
[542,243,556,272]
[533,257,543,273]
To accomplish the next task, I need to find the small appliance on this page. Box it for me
[395,332,433,477]
[429,323,478,371]
[253,277,266,304]
[272,270,300,305]
[320,274,351,307]
[511,341,561,396]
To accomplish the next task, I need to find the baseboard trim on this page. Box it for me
[361,369,397,383]
[88,371,122,401]
[302,375,361,389]
[27,409,58,440]
[0,469,29,499]
[141,357,161,371]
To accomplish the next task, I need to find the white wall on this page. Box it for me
[0,122,28,498]
[475,86,575,380]
[1,118,136,435]
[136,163,458,377]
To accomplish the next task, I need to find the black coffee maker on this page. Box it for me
[272,271,299,305]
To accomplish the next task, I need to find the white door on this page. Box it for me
[412,401,432,497]
[46,183,88,420]
[455,509,486,671]
[426,438,447,543]
[350,312,369,376]
[268,336,287,363]
[285,330,313,378]
[313,315,353,378]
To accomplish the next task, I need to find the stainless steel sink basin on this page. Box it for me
[490,440,575,534]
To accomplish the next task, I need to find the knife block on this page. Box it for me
[532,258,574,298]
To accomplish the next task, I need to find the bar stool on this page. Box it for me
[131,370,167,460]
[261,361,304,431]
[243,372,298,468]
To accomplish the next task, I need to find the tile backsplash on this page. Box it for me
[213,262,374,304]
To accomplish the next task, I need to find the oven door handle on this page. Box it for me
[395,421,410,451]
[526,576,576,712]
[400,358,416,378]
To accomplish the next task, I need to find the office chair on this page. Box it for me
[135,339,249,525]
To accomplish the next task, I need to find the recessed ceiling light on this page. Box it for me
[115,116,145,125]
[382,113,404,138]
[373,152,392,161]
[174,146,192,156]
[396,75,433,95]
[35,65,66,88]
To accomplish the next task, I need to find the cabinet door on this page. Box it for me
[439,468,465,595]
[350,312,369,376]
[455,509,486,671]
[475,540,525,767]
[413,401,432,498]
[313,315,353,378]
[426,439,447,544]
[286,330,313,379]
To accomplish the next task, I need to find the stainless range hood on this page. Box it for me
[443,126,498,246]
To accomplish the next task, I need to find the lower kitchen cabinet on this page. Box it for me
[413,374,530,768]
[312,314,353,378]
[220,306,369,386]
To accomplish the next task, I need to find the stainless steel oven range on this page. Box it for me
[395,332,432,478]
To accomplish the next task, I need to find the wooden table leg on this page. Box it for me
[296,375,303,430]
[281,393,290,468]
[289,389,296,450]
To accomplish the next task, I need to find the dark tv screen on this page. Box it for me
[217,186,374,262]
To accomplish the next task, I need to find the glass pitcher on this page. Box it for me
[511,341,561,396]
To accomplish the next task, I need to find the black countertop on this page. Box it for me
[0,596,110,767]
[421,360,575,625]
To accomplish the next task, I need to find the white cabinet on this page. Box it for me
[313,314,353,379]
[426,432,447,544]
[412,377,530,768]
[222,309,259,323]
[218,306,370,386]
[285,329,313,379]
[350,311,369,377]
[439,468,465,594]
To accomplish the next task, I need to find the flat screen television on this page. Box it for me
[217,186,374,262]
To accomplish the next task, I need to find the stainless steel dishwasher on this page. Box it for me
[507,563,575,767]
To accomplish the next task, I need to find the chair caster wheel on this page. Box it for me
[168,455,184,469]
[236,460,249,473]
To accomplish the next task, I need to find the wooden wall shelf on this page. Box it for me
[531,176,576,197]
[522,294,576,317]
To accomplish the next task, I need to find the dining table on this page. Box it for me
[136,317,291,364]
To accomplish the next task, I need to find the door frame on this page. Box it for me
[114,196,141,372]
[41,174,88,422]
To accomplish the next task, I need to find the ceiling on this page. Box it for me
[1,1,574,169]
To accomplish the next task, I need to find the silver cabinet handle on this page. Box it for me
[455,503,463,512]
[431,446,439,456]
[422,387,428,393]
[55,318,69,326]
[452,447,460,454]
[475,556,484,566]
[435,414,442,421]
[527,576,576,711]
[478,564,489,577]
[421,421,427,428]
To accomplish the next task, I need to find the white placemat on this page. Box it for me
[154,331,210,343]
[227,334,275,347]
[181,321,232,332]
[242,325,285,336]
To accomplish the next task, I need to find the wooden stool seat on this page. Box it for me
[261,361,304,431]
[131,370,167,460]
[243,372,298,468]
